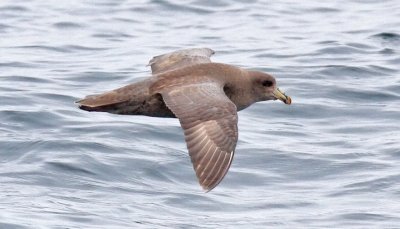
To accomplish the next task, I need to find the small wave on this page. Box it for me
[53,22,84,29]
[370,32,400,47]
[371,32,400,41]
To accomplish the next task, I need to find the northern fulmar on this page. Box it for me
[77,48,291,192]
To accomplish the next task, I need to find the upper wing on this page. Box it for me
[160,82,238,191]
[148,48,215,74]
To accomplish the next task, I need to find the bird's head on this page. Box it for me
[250,71,292,105]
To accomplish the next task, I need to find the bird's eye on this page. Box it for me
[262,80,273,87]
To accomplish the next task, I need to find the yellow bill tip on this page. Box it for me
[273,88,292,105]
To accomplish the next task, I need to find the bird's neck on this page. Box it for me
[222,68,256,111]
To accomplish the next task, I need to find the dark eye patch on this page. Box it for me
[262,80,273,87]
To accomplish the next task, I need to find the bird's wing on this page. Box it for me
[160,81,238,191]
[148,48,215,74]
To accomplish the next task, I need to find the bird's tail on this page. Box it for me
[76,79,152,114]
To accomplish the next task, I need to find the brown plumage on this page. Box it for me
[77,48,291,192]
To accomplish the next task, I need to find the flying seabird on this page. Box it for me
[77,48,292,192]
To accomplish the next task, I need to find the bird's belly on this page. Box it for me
[137,93,176,118]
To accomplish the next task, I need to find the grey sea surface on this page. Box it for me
[1,0,399,228]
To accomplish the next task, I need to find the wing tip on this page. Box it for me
[148,47,215,64]
[147,47,216,75]
[199,176,224,193]
[198,150,235,193]
[201,183,217,193]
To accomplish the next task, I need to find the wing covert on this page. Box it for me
[161,82,238,191]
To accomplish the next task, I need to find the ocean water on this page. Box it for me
[1,0,399,228]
